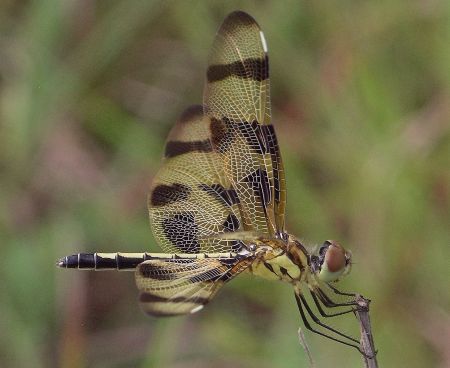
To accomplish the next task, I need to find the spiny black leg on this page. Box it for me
[316,287,358,307]
[326,282,359,298]
[294,292,363,354]
[310,290,354,317]
[298,293,360,344]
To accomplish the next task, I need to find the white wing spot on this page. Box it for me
[260,31,268,53]
[190,305,204,314]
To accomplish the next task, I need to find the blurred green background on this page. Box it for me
[1,1,449,367]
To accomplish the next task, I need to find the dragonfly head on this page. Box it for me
[312,240,352,282]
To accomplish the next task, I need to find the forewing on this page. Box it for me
[204,11,286,235]
[136,256,252,316]
[148,105,243,254]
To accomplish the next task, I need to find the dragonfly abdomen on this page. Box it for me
[57,252,238,271]
[57,252,153,270]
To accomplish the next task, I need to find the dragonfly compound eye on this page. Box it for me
[317,241,350,282]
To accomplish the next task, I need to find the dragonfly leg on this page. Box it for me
[326,282,359,298]
[310,289,354,317]
[314,287,359,307]
[297,292,360,344]
[294,291,365,354]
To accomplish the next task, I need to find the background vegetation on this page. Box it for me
[1,1,449,367]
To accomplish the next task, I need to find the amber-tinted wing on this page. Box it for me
[136,255,252,316]
[148,105,244,254]
[204,11,286,236]
[148,11,287,255]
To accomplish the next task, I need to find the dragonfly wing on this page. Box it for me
[148,11,287,256]
[204,11,286,235]
[149,105,244,254]
[136,256,252,316]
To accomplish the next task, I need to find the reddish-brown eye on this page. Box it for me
[324,241,346,273]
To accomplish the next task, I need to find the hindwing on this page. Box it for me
[136,255,252,316]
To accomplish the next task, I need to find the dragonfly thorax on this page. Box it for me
[246,236,309,283]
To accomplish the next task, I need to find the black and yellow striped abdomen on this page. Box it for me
[57,252,239,271]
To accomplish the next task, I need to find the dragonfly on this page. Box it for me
[58,10,366,354]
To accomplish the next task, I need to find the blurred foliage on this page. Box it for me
[1,1,449,367]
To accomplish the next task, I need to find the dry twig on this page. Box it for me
[298,327,315,368]
[354,295,378,368]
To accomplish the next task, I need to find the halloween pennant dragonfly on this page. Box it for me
[58,11,365,353]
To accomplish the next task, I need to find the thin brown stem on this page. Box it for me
[354,295,378,368]
[298,327,315,368]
